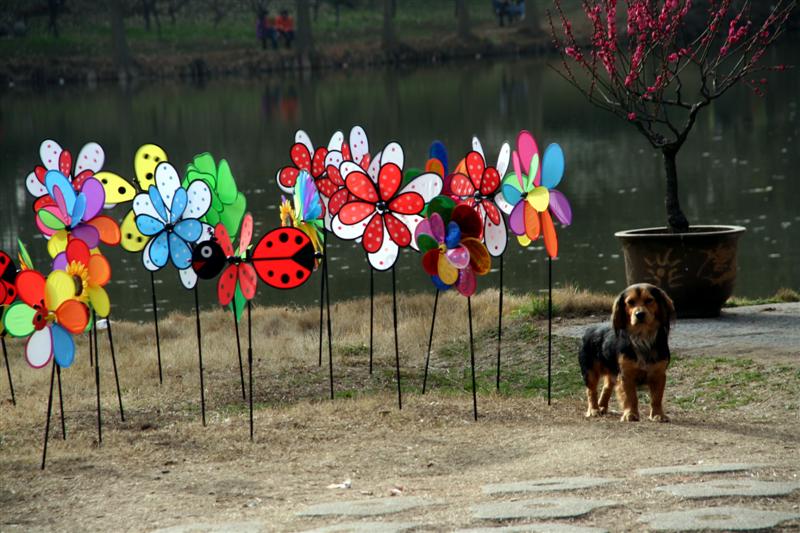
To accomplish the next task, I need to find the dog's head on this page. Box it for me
[612,283,675,336]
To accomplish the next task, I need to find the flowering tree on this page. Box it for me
[549,0,796,231]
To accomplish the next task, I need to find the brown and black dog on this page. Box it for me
[579,283,676,422]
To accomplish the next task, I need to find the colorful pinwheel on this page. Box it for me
[184,153,247,238]
[52,239,112,318]
[1,251,18,307]
[450,138,510,258]
[500,131,572,258]
[316,126,373,226]
[280,171,325,260]
[332,142,443,270]
[2,269,89,368]
[276,130,330,194]
[133,161,213,289]
[415,198,491,296]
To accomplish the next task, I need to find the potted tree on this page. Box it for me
[549,0,795,316]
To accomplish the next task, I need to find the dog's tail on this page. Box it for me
[578,325,605,386]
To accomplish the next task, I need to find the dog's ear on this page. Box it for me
[612,291,628,334]
[652,286,676,331]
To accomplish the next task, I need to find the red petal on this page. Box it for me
[238,263,258,300]
[345,169,378,203]
[290,143,311,172]
[15,270,46,308]
[34,195,56,212]
[359,153,371,171]
[422,249,440,276]
[362,214,384,253]
[341,143,352,161]
[73,170,93,190]
[388,192,424,215]
[339,202,375,225]
[217,265,238,306]
[311,147,327,178]
[59,150,72,177]
[66,238,91,266]
[480,167,501,196]
[278,167,300,190]
[326,164,344,186]
[378,163,402,201]
[384,213,411,247]
[35,166,47,184]
[483,202,501,226]
[328,188,350,216]
[215,223,235,257]
[449,173,475,197]
[465,151,485,190]
[88,215,121,246]
[315,178,338,198]
[451,204,483,239]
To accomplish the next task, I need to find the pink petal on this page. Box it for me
[516,130,539,181]
[429,213,445,243]
[456,268,476,297]
[445,245,470,269]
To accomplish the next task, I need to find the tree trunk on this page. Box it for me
[296,0,314,55]
[382,0,397,50]
[111,0,135,82]
[455,0,471,40]
[663,147,690,232]
[47,0,60,37]
[525,0,539,33]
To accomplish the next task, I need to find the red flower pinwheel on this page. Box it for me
[276,130,329,194]
[316,126,373,223]
[333,142,443,270]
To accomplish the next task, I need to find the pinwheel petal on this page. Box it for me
[517,234,532,247]
[508,201,526,236]
[26,171,48,198]
[495,190,514,215]
[422,249,440,277]
[81,177,106,220]
[428,213,446,242]
[327,188,350,217]
[541,143,565,189]
[465,151,485,190]
[367,224,398,271]
[120,210,149,253]
[238,213,254,254]
[343,163,378,202]
[445,245,470,269]
[456,268,477,297]
[331,213,372,241]
[134,144,167,191]
[132,191,162,222]
[432,275,452,291]
[88,215,121,246]
[88,253,111,286]
[185,180,212,220]
[218,265,239,306]
[524,202,541,241]
[52,252,68,271]
[339,202,376,225]
[148,231,170,269]
[293,132,314,162]
[45,170,76,217]
[74,142,104,174]
[179,267,197,290]
[451,205,483,240]
[55,299,89,334]
[377,163,403,202]
[327,130,345,152]
[71,193,87,227]
[137,214,167,236]
[349,126,370,167]
[45,270,76,311]
[168,232,193,270]
[155,161,182,209]
[399,172,442,203]
[502,180,524,207]
[173,219,203,243]
[528,153,541,189]
[437,253,459,285]
[380,142,404,170]
[541,210,559,258]
[416,233,439,253]
[217,159,238,204]
[95,171,136,205]
[71,223,101,249]
[449,172,475,197]
[495,142,511,177]
[40,139,62,171]
[388,192,424,215]
[548,190,573,226]
[427,196,456,225]
[277,166,300,194]
[26,327,53,368]
[445,221,461,249]
[238,263,258,300]
[51,323,75,368]
[66,238,91,266]
[2,301,36,338]
[362,214,384,254]
[37,206,67,232]
[463,237,491,275]
[517,130,538,178]
[148,187,170,222]
[15,270,46,308]
[384,213,412,247]
[471,136,485,158]
[170,187,188,222]
[511,150,524,190]
[429,140,449,175]
[528,186,550,212]
[484,214,508,258]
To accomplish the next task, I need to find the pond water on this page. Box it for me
[1,47,798,322]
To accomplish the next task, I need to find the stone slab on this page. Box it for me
[482,477,618,495]
[298,497,440,517]
[299,522,419,533]
[457,524,608,533]
[656,479,800,498]
[637,463,764,476]
[639,506,800,531]
[150,523,263,533]
[472,497,617,520]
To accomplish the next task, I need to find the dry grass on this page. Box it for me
[514,284,614,319]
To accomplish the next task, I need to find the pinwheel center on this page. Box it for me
[67,261,89,299]
[164,222,175,232]
[375,201,388,214]
[473,191,486,203]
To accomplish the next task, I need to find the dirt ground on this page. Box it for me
[1,292,799,532]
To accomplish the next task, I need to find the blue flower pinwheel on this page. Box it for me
[133,161,213,289]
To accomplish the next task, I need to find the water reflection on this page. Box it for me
[1,47,798,321]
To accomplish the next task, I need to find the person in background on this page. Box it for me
[276,9,295,49]
[258,9,278,50]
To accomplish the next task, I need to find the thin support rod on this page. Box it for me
[369,268,374,374]
[56,364,66,439]
[547,256,553,406]
[317,231,327,367]
[468,297,478,421]
[247,300,254,441]
[496,254,504,391]
[391,267,402,410]
[150,271,163,384]
[41,362,56,470]
[106,317,125,421]
[324,244,334,400]
[195,286,206,427]
[421,290,439,394]
[2,335,15,406]
[93,311,102,444]
[233,313,246,400]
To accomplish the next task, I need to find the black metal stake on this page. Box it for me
[41,361,56,470]
[88,326,94,368]
[324,245,334,400]
[93,311,102,444]
[369,268,374,375]
[2,335,15,406]
[247,299,254,441]
[233,312,246,400]
[421,290,439,394]
[194,286,206,427]
[391,267,402,410]
[468,297,478,421]
[56,364,66,439]
[317,231,327,367]
[497,254,504,391]
[548,256,553,406]
[106,317,125,421]
[150,271,163,384]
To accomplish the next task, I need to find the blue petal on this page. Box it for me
[148,231,170,268]
[51,324,75,368]
[444,221,461,249]
[502,183,523,206]
[136,214,166,236]
[429,141,449,175]
[168,232,193,269]
[149,186,170,223]
[45,170,76,216]
[431,275,452,291]
[541,143,565,189]
[71,192,87,227]
[173,219,202,242]
[170,187,188,223]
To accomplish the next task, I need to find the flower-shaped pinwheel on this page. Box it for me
[500,131,572,258]
[133,161,212,289]
[184,153,247,238]
[450,139,511,258]
[332,141,443,270]
[415,198,491,296]
[2,269,89,368]
[52,239,112,318]
[36,170,121,258]
[276,130,330,194]
[1,251,19,307]
[280,171,325,261]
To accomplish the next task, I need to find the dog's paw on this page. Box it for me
[585,408,601,418]
[620,411,640,422]
[598,406,609,415]
[649,413,670,423]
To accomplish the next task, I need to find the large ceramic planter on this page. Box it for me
[615,225,746,318]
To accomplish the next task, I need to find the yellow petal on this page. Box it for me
[45,270,76,311]
[527,186,550,212]
[134,144,168,191]
[517,234,532,247]
[88,286,111,317]
[120,210,149,252]
[47,230,69,258]
[94,171,137,204]
[437,253,458,285]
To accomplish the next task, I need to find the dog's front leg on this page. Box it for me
[616,357,640,422]
[647,361,669,422]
